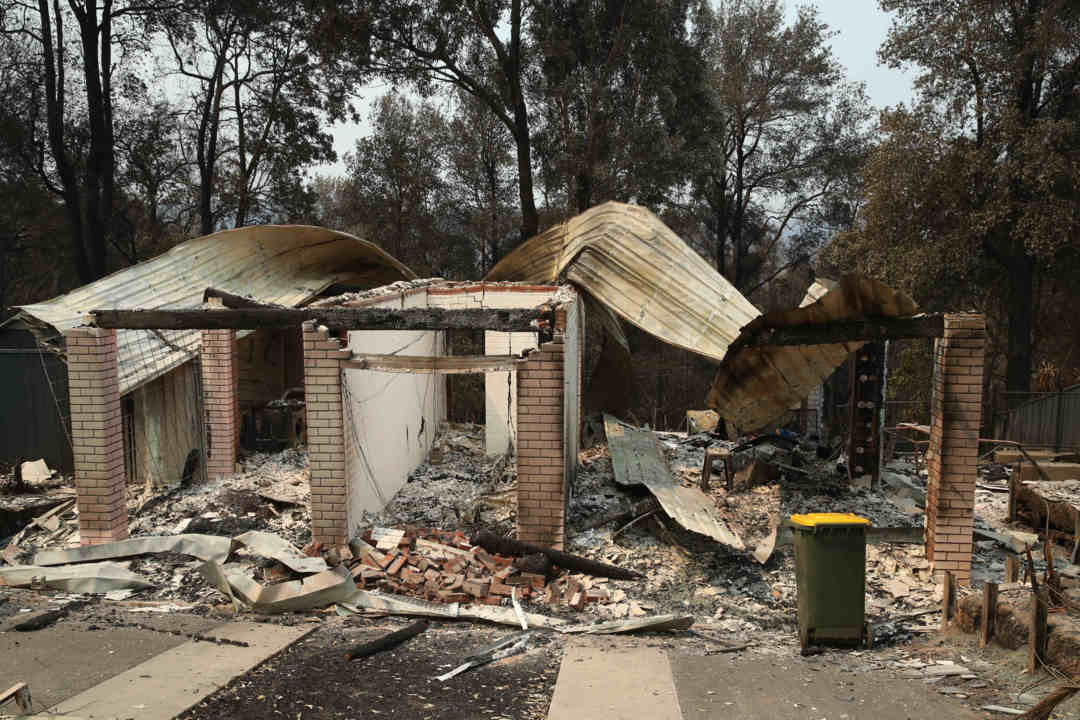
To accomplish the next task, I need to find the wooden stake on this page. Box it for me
[1028,591,1048,673]
[980,582,998,648]
[1005,554,1020,583]
[0,683,31,714]
[1008,474,1017,522]
[700,450,714,493]
[1071,509,1079,566]
[941,570,955,630]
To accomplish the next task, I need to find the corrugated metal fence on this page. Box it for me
[994,384,1080,451]
[0,338,73,473]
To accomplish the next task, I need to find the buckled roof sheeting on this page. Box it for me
[487,202,760,360]
[487,202,918,430]
[17,225,414,394]
[706,275,918,429]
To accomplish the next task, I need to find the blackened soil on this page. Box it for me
[179,618,564,720]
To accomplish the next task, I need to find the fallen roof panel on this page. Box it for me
[604,414,744,550]
[487,202,760,362]
[17,225,414,394]
[706,275,918,430]
[488,204,918,430]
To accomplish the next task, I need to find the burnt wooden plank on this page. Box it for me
[744,314,945,347]
[89,307,550,332]
[980,582,998,648]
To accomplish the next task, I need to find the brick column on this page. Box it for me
[200,329,238,479]
[926,313,985,585]
[516,337,566,549]
[66,327,128,545]
[303,322,349,546]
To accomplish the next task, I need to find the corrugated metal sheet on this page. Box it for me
[487,202,759,361]
[488,203,916,430]
[17,225,414,394]
[604,414,744,550]
[706,276,918,429]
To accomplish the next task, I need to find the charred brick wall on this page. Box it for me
[200,329,238,479]
[65,327,128,544]
[302,322,350,546]
[516,335,566,548]
[926,313,985,585]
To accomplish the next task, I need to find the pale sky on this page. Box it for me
[314,0,917,177]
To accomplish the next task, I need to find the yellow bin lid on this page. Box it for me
[790,512,870,528]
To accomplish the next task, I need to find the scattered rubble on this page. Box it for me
[3,417,1078,717]
[363,423,516,532]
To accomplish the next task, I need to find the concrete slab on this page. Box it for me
[547,636,681,720]
[671,653,984,719]
[0,617,216,711]
[49,621,314,720]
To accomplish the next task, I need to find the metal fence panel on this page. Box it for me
[0,348,73,473]
[997,385,1080,451]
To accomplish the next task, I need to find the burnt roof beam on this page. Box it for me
[87,306,553,333]
[745,313,945,347]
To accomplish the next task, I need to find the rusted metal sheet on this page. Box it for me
[488,202,759,362]
[604,414,744,550]
[16,226,413,394]
[707,276,918,430]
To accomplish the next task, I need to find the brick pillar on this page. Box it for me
[200,329,238,479]
[516,337,566,549]
[303,322,349,546]
[926,313,985,585]
[66,327,128,545]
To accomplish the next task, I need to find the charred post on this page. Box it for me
[471,530,641,581]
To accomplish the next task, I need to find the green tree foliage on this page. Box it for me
[827,0,1080,392]
[1,0,156,282]
[529,0,706,214]
[444,90,517,275]
[308,0,541,243]
[323,91,519,279]
[690,0,873,293]
[341,94,460,276]
[160,0,341,234]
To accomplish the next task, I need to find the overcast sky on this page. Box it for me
[314,1,917,177]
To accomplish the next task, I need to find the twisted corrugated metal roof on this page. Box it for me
[17,225,414,394]
[706,276,918,428]
[487,202,760,360]
[488,202,917,430]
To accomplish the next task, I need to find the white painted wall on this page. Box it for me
[341,283,559,529]
[484,331,540,455]
[343,289,446,529]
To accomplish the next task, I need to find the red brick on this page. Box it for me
[463,578,490,598]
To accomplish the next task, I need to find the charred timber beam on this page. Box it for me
[344,620,428,661]
[88,307,553,333]
[202,287,273,309]
[471,530,642,581]
[745,314,945,347]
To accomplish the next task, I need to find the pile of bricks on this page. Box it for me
[344,526,617,611]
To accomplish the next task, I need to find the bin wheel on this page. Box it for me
[862,621,873,649]
[799,626,812,650]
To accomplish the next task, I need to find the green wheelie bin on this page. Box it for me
[790,513,872,649]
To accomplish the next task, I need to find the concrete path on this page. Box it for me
[48,621,313,719]
[0,614,219,711]
[547,636,682,720]
[671,653,984,720]
[549,642,984,720]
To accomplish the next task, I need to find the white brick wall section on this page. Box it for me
[485,330,540,456]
